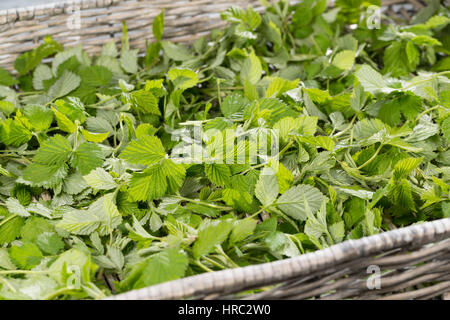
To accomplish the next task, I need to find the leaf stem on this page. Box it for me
[401,71,450,91]
[415,105,442,122]
[0,214,18,228]
[356,144,383,170]
[333,115,357,138]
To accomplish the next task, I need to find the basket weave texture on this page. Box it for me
[0,0,434,71]
[107,218,450,300]
[0,0,265,71]
[0,0,449,300]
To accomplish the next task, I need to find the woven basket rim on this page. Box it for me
[108,218,450,300]
[0,0,127,25]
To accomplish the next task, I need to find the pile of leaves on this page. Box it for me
[0,0,449,299]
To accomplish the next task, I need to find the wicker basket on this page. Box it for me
[1,0,449,300]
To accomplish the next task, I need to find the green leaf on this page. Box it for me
[220,93,249,118]
[378,92,423,126]
[241,51,262,85]
[161,41,194,61]
[441,117,450,142]
[230,219,257,243]
[0,208,25,245]
[255,167,279,206]
[83,168,117,190]
[14,36,63,75]
[5,198,30,217]
[355,65,391,95]
[81,129,109,143]
[48,248,95,285]
[63,171,89,195]
[0,101,15,116]
[9,243,43,270]
[152,10,165,41]
[21,216,54,242]
[332,50,355,70]
[58,194,121,235]
[22,163,68,188]
[120,49,139,74]
[205,163,231,187]
[383,42,410,77]
[193,218,235,258]
[276,163,293,194]
[265,77,299,98]
[129,165,167,201]
[51,107,76,133]
[120,135,165,166]
[276,185,326,221]
[387,178,416,211]
[405,41,420,71]
[56,209,102,235]
[0,248,16,269]
[78,65,113,87]
[119,248,188,290]
[131,90,161,115]
[32,64,53,90]
[48,71,81,99]
[393,157,422,180]
[33,134,72,166]
[135,123,157,138]
[23,105,54,132]
[162,159,186,193]
[71,142,104,175]
[0,119,32,147]
[0,67,17,86]
[168,68,199,90]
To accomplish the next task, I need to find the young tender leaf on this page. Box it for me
[276,185,326,221]
[332,50,355,70]
[129,165,167,201]
[161,41,194,61]
[152,10,165,41]
[132,90,161,115]
[33,134,72,166]
[51,107,76,133]
[9,243,43,270]
[22,163,68,188]
[119,248,188,290]
[83,168,118,190]
[48,71,81,99]
[168,68,199,90]
[241,51,262,85]
[230,219,257,243]
[32,65,52,90]
[23,105,54,132]
[120,135,165,166]
[193,218,235,258]
[36,232,65,255]
[355,65,391,95]
[120,49,139,74]
[71,142,104,175]
[393,157,423,180]
[14,36,63,75]
[81,130,110,143]
[5,198,30,217]
[204,163,231,187]
[58,194,121,235]
[0,119,32,147]
[220,93,249,118]
[0,67,17,86]
[78,65,113,87]
[255,167,279,206]
[0,208,24,245]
